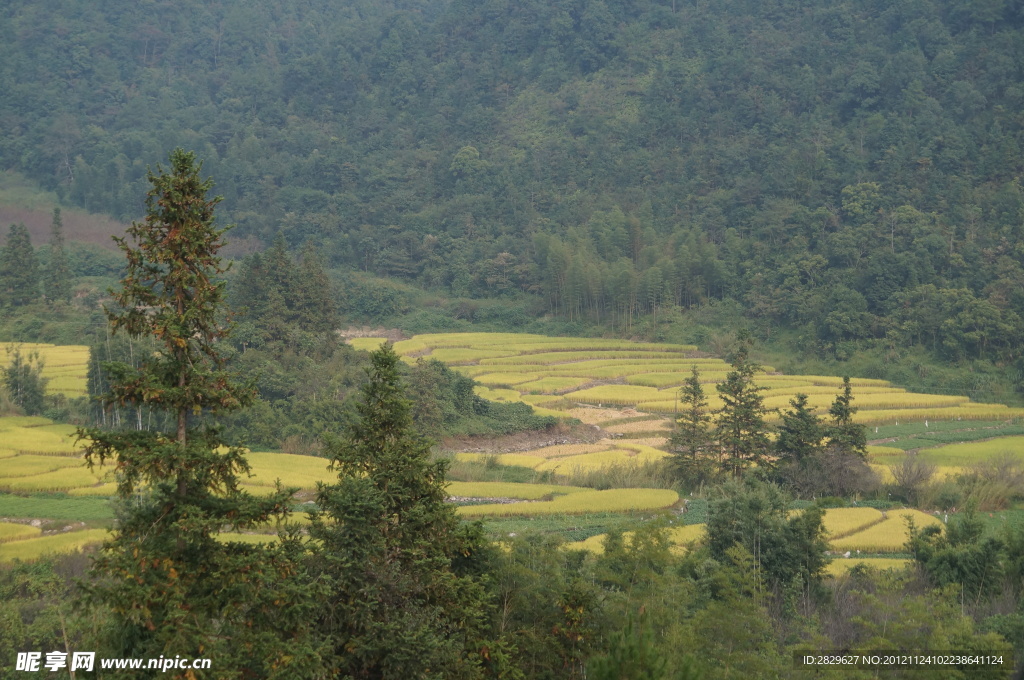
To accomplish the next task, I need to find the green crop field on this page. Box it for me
[913,436,1024,467]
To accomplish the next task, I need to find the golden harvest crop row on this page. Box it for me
[830,509,943,553]
[456,488,679,517]
[0,529,110,562]
[410,329,1013,426]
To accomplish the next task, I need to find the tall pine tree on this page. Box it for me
[715,343,771,477]
[44,208,71,304]
[826,376,868,457]
[670,366,716,485]
[308,343,496,679]
[0,223,39,306]
[76,150,323,678]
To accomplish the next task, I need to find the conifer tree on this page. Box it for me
[715,343,771,477]
[0,223,40,306]
[826,376,868,457]
[44,208,71,304]
[295,241,338,334]
[587,616,672,680]
[670,366,715,484]
[774,393,823,464]
[308,343,495,679]
[77,149,322,678]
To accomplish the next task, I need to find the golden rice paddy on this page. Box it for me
[0,529,109,562]
[0,522,42,543]
[830,509,943,553]
[567,524,706,555]
[386,332,1024,430]
[0,343,89,396]
[821,508,885,539]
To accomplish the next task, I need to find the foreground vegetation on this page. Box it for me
[1,146,1022,677]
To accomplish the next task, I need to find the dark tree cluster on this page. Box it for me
[230,234,339,354]
[671,341,876,497]
[3,0,1024,366]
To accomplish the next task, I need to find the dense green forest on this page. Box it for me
[2,0,1024,383]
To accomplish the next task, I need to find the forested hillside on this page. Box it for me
[2,0,1024,365]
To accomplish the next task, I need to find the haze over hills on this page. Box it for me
[1,0,1023,372]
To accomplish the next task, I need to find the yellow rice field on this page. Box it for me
[0,453,85,477]
[427,347,523,363]
[2,424,81,455]
[0,343,89,396]
[601,419,673,434]
[501,442,611,459]
[0,529,109,562]
[567,524,706,555]
[241,452,335,489]
[830,509,943,553]
[536,447,668,473]
[473,372,543,386]
[821,508,885,539]
[0,522,42,543]
[454,452,547,469]
[0,466,109,492]
[346,337,388,351]
[389,328,1024,426]
[517,377,594,393]
[67,482,119,497]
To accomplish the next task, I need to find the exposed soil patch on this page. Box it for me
[447,496,536,505]
[339,327,407,342]
[441,423,606,454]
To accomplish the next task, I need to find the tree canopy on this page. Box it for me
[76,149,319,677]
[2,0,1024,365]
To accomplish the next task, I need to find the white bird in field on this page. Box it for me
[843,551,851,558]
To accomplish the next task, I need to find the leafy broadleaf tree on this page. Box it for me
[706,478,829,597]
[77,149,323,678]
[308,343,498,679]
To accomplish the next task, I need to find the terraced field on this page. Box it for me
[565,507,940,576]
[367,333,1024,426]
[4,332,1022,565]
[0,343,89,397]
[338,333,1024,563]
